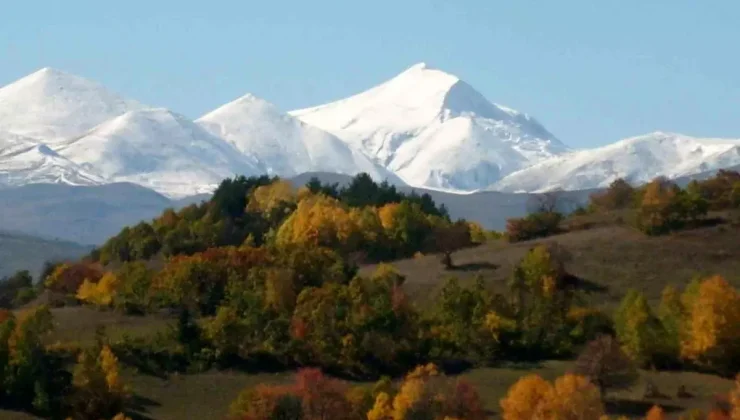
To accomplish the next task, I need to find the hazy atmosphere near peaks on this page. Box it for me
[3,0,739,148]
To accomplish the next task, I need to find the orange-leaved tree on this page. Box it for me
[681,275,740,373]
[501,373,604,420]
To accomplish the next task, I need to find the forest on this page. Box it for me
[0,170,738,419]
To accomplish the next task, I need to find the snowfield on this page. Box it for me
[196,93,401,184]
[290,63,569,191]
[489,132,740,192]
[0,68,145,144]
[0,65,738,198]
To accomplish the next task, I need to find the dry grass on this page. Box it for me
[361,223,740,310]
[42,306,173,346]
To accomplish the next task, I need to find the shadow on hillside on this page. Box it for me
[563,274,609,294]
[447,262,500,272]
[605,399,682,417]
[126,394,161,420]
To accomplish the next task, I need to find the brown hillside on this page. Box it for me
[361,223,740,310]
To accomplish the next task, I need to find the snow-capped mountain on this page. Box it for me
[55,108,261,198]
[490,132,740,192]
[197,94,401,183]
[1,65,739,199]
[0,130,104,188]
[290,63,569,191]
[0,68,145,144]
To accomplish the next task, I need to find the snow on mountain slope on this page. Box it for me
[55,109,261,198]
[0,68,145,144]
[197,94,402,183]
[490,132,740,192]
[0,130,104,188]
[290,63,568,191]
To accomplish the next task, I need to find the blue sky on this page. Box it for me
[1,0,738,148]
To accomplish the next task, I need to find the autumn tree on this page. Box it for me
[501,373,604,420]
[366,363,484,420]
[589,178,636,211]
[429,221,472,269]
[681,275,740,373]
[1,306,64,413]
[77,271,119,307]
[500,374,552,420]
[70,345,129,419]
[44,262,104,296]
[637,177,708,235]
[275,194,362,254]
[574,335,638,397]
[645,405,667,420]
[542,373,605,419]
[378,200,436,258]
[686,170,740,210]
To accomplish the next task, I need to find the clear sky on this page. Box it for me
[1,0,738,148]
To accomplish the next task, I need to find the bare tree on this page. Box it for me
[526,189,578,214]
[574,334,638,398]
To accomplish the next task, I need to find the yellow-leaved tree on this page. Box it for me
[246,179,296,214]
[71,345,129,419]
[276,194,361,252]
[76,272,119,307]
[681,275,740,371]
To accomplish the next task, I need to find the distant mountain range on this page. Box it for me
[0,230,92,279]
[1,64,738,198]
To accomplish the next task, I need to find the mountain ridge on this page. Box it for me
[489,131,740,192]
[0,65,739,197]
[290,62,569,191]
[0,67,146,144]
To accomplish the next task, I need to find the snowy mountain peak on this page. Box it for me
[0,68,145,143]
[489,132,740,193]
[290,64,568,191]
[197,93,402,183]
[54,107,261,198]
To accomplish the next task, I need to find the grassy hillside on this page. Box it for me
[362,222,740,310]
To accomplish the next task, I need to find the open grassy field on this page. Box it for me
[2,361,732,419]
[3,221,739,419]
[361,223,740,310]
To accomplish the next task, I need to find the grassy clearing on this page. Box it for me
[362,224,740,310]
[41,306,173,346]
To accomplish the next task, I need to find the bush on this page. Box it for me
[505,212,563,242]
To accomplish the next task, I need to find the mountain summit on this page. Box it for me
[489,132,740,192]
[290,63,568,191]
[0,67,145,144]
[197,93,400,183]
[55,108,261,197]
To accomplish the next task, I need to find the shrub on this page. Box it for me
[505,212,563,242]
